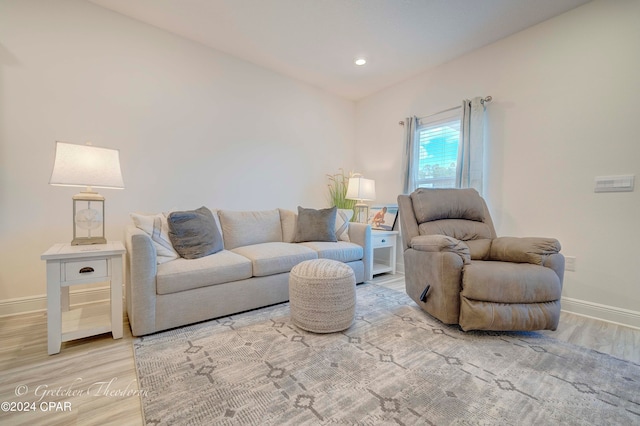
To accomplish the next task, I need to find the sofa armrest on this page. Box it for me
[124,225,158,336]
[410,235,471,264]
[489,237,561,266]
[348,222,373,281]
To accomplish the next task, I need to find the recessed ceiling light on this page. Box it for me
[354,58,367,66]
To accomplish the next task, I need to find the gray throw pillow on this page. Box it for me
[295,206,338,243]
[167,207,223,259]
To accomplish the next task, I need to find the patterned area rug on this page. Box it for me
[133,283,640,425]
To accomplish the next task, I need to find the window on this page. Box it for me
[414,109,461,189]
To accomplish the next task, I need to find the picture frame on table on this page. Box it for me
[368,204,398,231]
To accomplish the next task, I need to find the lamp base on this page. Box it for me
[71,236,107,246]
[72,190,106,246]
[354,203,369,224]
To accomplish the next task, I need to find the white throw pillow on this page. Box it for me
[130,212,179,264]
[336,209,354,242]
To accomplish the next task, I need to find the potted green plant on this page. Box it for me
[327,169,356,219]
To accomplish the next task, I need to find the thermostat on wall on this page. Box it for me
[594,175,635,192]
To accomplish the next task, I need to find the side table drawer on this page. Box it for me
[64,259,108,281]
[372,234,394,248]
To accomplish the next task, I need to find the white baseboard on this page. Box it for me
[0,286,111,318]
[2,284,638,330]
[561,297,640,330]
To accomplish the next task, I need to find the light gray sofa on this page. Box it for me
[125,208,372,336]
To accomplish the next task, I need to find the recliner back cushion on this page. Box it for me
[418,219,493,259]
[418,219,492,240]
[411,188,485,223]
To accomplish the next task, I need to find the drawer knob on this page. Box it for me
[381,239,386,243]
[79,267,95,274]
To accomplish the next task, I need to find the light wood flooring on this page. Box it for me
[1,274,638,426]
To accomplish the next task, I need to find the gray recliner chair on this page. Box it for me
[398,188,564,331]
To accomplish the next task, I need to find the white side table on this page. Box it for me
[41,241,125,355]
[371,230,399,276]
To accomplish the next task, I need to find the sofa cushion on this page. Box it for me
[295,206,337,243]
[167,207,223,259]
[461,261,562,304]
[130,212,179,264]
[299,241,363,263]
[219,209,283,250]
[232,242,317,277]
[156,250,253,295]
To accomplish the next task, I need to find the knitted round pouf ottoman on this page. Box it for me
[289,259,356,333]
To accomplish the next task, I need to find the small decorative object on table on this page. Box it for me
[369,204,398,231]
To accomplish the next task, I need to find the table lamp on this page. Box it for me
[346,174,376,224]
[49,141,124,245]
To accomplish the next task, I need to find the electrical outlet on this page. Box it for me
[565,256,576,272]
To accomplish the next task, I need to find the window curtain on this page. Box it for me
[456,97,486,194]
[401,116,418,194]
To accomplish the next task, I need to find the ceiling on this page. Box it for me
[88,0,591,100]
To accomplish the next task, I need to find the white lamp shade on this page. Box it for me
[346,176,376,201]
[49,141,125,189]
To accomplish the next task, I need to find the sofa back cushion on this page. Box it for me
[279,208,297,243]
[218,209,283,250]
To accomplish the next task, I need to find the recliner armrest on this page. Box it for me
[410,235,471,264]
[490,237,561,265]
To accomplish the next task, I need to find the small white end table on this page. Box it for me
[371,230,399,276]
[41,241,125,355]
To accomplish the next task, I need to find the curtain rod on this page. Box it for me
[399,96,492,126]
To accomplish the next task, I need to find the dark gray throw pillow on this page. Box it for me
[295,206,338,243]
[167,206,223,259]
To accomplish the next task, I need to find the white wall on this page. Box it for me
[356,0,640,322]
[2,0,638,326]
[0,0,356,303]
